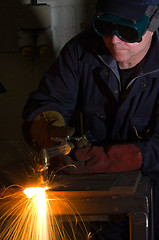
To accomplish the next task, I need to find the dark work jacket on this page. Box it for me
[23,28,159,237]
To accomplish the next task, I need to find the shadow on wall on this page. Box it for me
[51,0,97,55]
[79,0,97,29]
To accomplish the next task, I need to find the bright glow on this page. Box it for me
[24,187,49,240]
[24,187,48,198]
[0,183,90,240]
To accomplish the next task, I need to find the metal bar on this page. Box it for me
[129,213,149,240]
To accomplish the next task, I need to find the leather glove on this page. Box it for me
[22,111,75,150]
[22,110,90,172]
[60,143,143,175]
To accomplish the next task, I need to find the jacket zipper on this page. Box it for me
[97,54,122,91]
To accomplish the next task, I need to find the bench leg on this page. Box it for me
[129,213,149,240]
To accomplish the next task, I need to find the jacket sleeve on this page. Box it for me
[22,40,81,123]
[133,100,159,185]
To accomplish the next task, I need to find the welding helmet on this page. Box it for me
[93,0,159,43]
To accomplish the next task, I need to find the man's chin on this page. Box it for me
[112,54,126,62]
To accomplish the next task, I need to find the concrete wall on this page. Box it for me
[0,0,96,167]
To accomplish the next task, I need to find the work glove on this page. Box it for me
[23,111,74,150]
[22,110,89,170]
[60,143,143,175]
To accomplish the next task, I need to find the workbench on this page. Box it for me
[50,170,154,240]
[0,170,154,240]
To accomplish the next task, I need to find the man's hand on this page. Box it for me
[60,143,143,174]
[22,110,91,172]
[23,111,75,150]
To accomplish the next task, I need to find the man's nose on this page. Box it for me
[111,34,123,43]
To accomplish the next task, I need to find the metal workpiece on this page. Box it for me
[49,171,153,240]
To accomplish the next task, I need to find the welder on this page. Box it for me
[22,0,159,239]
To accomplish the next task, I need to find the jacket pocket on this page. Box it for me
[130,117,151,140]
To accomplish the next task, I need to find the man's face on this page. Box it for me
[103,30,153,68]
